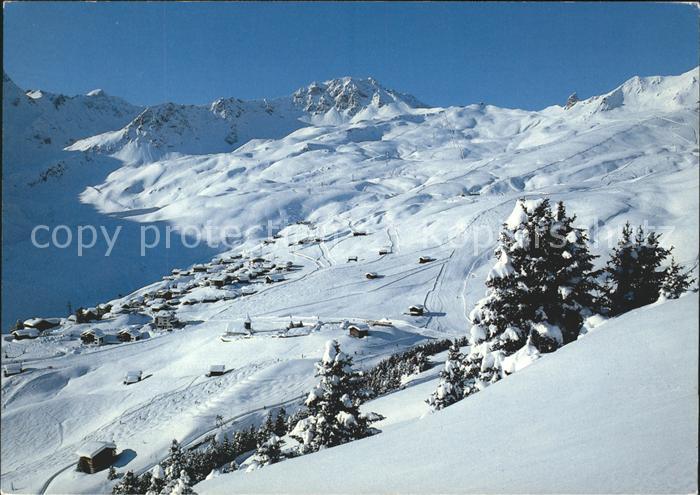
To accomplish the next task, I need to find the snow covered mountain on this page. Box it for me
[66,77,425,164]
[2,68,698,330]
[1,67,698,494]
[2,72,141,170]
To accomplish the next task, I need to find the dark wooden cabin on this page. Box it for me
[348,324,369,338]
[76,441,117,474]
[409,305,425,316]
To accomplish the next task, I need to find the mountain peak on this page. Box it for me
[86,88,107,97]
[292,76,425,116]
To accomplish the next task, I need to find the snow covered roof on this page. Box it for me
[209,365,225,372]
[81,328,105,337]
[348,322,370,331]
[124,370,142,381]
[12,328,39,337]
[23,317,60,328]
[3,363,23,373]
[76,441,116,458]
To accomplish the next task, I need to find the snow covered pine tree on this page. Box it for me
[601,223,690,314]
[247,435,284,471]
[111,470,137,495]
[549,201,602,343]
[159,470,197,495]
[290,340,384,454]
[463,199,599,397]
[145,464,166,495]
[426,340,465,410]
[161,439,190,485]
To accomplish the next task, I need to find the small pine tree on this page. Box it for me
[145,465,166,495]
[258,411,275,443]
[112,470,137,495]
[249,435,284,470]
[290,340,382,453]
[550,201,602,343]
[660,257,695,299]
[136,472,152,494]
[602,223,672,315]
[274,407,287,437]
[107,466,118,481]
[162,439,187,482]
[159,470,197,495]
[426,341,465,410]
[411,351,429,375]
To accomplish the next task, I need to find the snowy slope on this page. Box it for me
[66,76,424,164]
[1,75,427,329]
[197,294,699,494]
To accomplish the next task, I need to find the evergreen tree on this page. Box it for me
[159,470,196,495]
[162,439,187,482]
[258,411,275,443]
[426,341,465,410]
[550,201,602,343]
[290,340,383,453]
[145,465,166,495]
[107,466,118,481]
[136,472,152,494]
[602,223,672,314]
[248,435,284,470]
[461,199,600,400]
[274,407,287,437]
[112,470,138,495]
[660,257,695,299]
[468,199,559,356]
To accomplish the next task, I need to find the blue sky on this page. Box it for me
[3,2,698,110]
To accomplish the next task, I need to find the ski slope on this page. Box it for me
[198,294,699,494]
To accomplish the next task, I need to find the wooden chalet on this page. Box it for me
[265,274,284,284]
[76,441,117,474]
[3,363,23,377]
[409,304,425,316]
[348,323,370,339]
[118,328,142,342]
[207,365,226,377]
[80,328,105,345]
[154,313,177,331]
[23,318,60,331]
[123,370,143,385]
[12,328,40,340]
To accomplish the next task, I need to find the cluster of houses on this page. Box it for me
[10,317,61,340]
